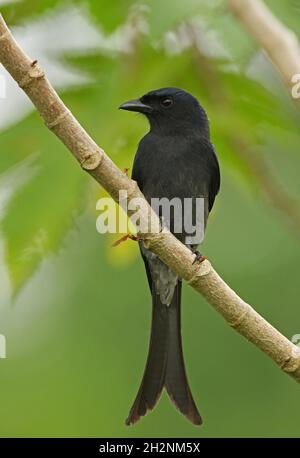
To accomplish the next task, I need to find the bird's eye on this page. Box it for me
[161,98,173,108]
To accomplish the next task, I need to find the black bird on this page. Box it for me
[119,88,220,425]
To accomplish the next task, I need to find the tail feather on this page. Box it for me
[125,294,168,425]
[126,282,202,426]
[165,283,202,425]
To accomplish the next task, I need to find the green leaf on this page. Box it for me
[1,0,63,25]
[84,0,136,33]
[0,111,87,295]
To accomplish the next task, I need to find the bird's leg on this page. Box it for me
[123,167,130,176]
[112,233,140,247]
[187,244,207,264]
[192,250,207,265]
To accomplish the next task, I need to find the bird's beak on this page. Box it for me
[119,98,152,114]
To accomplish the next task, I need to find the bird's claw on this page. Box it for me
[123,167,130,176]
[192,251,207,265]
[112,233,140,247]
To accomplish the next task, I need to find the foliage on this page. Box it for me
[0,0,300,437]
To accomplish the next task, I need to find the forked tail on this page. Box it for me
[126,282,202,426]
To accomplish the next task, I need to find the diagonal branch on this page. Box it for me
[0,14,300,382]
[228,0,300,105]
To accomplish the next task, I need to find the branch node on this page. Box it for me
[228,308,249,329]
[80,151,103,171]
[281,349,300,375]
[142,234,157,250]
[0,29,10,41]
[19,65,45,89]
[46,110,71,129]
[187,259,212,285]
[141,225,168,249]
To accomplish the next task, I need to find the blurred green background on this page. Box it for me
[0,0,300,438]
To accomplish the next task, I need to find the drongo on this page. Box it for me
[119,88,220,425]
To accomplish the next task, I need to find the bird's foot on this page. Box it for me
[192,250,207,265]
[112,233,140,247]
[123,167,130,176]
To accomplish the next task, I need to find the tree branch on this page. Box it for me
[228,0,300,104]
[0,14,300,382]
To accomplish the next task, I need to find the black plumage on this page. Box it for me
[119,87,220,426]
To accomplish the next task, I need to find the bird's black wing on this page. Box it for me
[131,141,154,293]
[208,144,221,213]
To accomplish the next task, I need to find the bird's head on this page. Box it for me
[119,87,209,136]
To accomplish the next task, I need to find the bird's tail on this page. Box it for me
[125,282,202,426]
